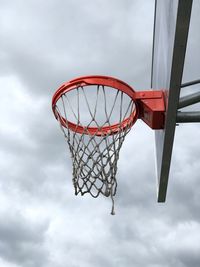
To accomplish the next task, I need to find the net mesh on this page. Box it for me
[55,84,135,214]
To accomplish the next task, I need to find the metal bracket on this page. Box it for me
[134,90,165,129]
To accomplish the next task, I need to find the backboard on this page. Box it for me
[151,0,193,201]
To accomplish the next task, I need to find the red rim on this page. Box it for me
[52,75,139,135]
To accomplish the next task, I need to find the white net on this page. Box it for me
[55,84,136,214]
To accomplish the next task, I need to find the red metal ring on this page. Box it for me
[52,75,139,135]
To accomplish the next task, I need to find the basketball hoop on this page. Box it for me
[52,76,139,214]
[52,75,165,214]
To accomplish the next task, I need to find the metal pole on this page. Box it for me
[177,111,200,122]
[181,79,200,88]
[178,91,200,108]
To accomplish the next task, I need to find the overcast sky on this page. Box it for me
[0,0,200,267]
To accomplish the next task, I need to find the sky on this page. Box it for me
[0,0,200,267]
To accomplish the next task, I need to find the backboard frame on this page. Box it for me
[151,0,193,202]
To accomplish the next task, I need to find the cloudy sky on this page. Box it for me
[1,0,200,267]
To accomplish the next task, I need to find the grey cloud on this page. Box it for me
[175,251,200,267]
[0,0,153,97]
[0,211,49,267]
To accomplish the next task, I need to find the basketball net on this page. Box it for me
[53,77,137,214]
